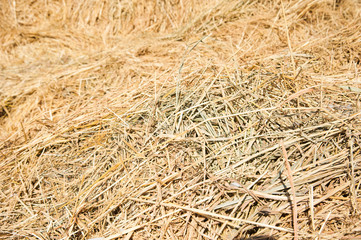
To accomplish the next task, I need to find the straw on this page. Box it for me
[1,0,361,239]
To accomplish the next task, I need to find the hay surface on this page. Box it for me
[1,0,361,239]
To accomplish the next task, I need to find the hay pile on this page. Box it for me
[1,0,361,239]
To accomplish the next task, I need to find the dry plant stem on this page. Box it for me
[281,0,296,74]
[309,186,315,231]
[349,136,357,213]
[130,198,293,233]
[315,211,332,240]
[280,140,298,240]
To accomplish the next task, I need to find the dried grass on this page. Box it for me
[1,0,361,239]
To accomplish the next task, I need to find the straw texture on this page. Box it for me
[1,0,361,239]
